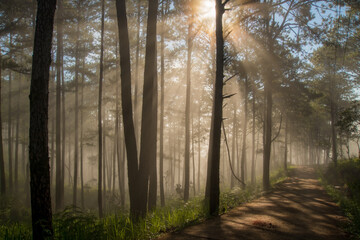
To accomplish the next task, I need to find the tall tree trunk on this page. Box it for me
[116,0,139,218]
[262,11,272,191]
[134,0,141,142]
[73,11,80,207]
[29,0,56,238]
[184,22,193,202]
[60,29,66,208]
[8,45,13,193]
[116,0,158,218]
[55,0,63,211]
[115,41,124,208]
[330,101,337,165]
[14,75,20,194]
[98,0,105,218]
[251,81,256,185]
[205,0,224,216]
[80,54,85,209]
[284,117,288,170]
[197,106,201,193]
[50,85,55,189]
[0,45,5,195]
[191,115,196,196]
[240,75,248,188]
[231,106,236,189]
[102,122,106,212]
[159,1,166,207]
[146,0,159,211]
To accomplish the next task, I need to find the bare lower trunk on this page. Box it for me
[29,0,56,237]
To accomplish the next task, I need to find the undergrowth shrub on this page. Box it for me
[320,158,360,239]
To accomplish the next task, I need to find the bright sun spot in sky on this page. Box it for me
[197,0,216,21]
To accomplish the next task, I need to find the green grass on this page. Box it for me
[0,167,289,240]
[318,158,360,240]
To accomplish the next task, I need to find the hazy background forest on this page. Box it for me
[0,0,359,239]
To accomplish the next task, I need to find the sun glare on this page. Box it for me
[196,0,216,22]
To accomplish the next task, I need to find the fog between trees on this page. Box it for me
[0,0,359,238]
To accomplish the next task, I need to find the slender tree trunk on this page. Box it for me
[14,75,20,193]
[8,53,13,194]
[103,118,107,212]
[139,0,159,214]
[289,130,292,165]
[205,0,224,216]
[0,45,5,195]
[251,81,256,185]
[191,114,196,196]
[50,88,55,189]
[284,117,288,170]
[184,22,193,202]
[262,13,273,191]
[147,0,159,211]
[134,0,141,142]
[29,0,56,238]
[114,41,124,208]
[80,54,85,209]
[159,1,166,207]
[330,101,337,165]
[241,75,248,188]
[231,106,236,189]
[60,29,66,208]
[197,105,201,193]
[73,12,80,207]
[98,0,105,218]
[55,0,63,211]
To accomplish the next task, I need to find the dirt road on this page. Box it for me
[158,167,350,240]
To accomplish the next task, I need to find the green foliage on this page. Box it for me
[319,158,360,239]
[0,168,288,240]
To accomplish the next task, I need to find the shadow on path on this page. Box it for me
[158,167,350,240]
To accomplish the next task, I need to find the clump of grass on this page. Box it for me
[318,158,360,239]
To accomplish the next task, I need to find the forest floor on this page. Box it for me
[157,166,350,240]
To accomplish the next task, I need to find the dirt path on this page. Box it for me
[158,167,350,240]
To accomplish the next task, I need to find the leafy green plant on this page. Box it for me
[319,158,360,239]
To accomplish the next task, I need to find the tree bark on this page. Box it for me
[29,0,56,238]
[116,0,158,218]
[251,80,256,185]
[80,54,85,209]
[241,75,249,188]
[284,117,288,170]
[60,21,66,208]
[205,0,224,216]
[98,0,105,218]
[262,9,272,191]
[145,0,159,211]
[73,9,80,207]
[8,45,13,193]
[0,45,5,195]
[231,106,236,189]
[14,74,20,194]
[159,0,166,207]
[116,0,139,218]
[330,101,337,165]
[134,0,141,142]
[184,22,193,202]
[197,104,201,193]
